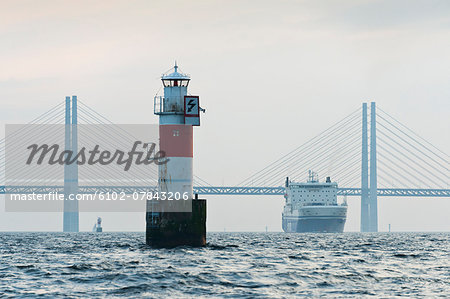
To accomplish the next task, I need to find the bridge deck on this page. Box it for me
[0,186,449,197]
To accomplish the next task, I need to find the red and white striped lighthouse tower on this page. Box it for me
[157,62,198,198]
[146,63,205,247]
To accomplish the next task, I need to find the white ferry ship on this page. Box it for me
[282,171,347,233]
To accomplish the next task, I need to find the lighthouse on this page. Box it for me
[146,63,206,247]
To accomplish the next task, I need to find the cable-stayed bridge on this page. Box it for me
[0,98,448,232]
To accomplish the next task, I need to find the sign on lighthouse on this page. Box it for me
[184,96,200,126]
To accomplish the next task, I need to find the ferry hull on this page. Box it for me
[282,217,346,233]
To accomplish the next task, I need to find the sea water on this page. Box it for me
[0,232,448,297]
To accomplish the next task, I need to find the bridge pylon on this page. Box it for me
[63,95,79,232]
[360,103,370,232]
[369,102,378,232]
[361,101,378,232]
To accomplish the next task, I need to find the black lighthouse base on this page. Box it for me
[146,199,206,248]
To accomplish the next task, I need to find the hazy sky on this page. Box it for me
[1,0,449,232]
